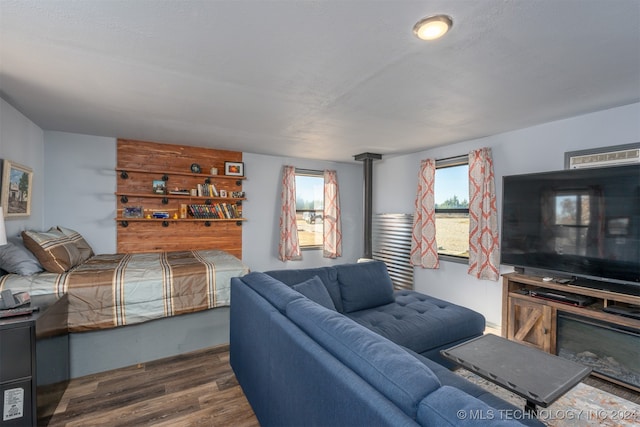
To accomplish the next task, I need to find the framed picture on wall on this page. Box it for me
[152,180,167,194]
[224,161,244,177]
[1,160,33,218]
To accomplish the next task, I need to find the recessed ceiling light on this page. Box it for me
[413,15,453,41]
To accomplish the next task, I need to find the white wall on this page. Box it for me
[0,98,45,236]
[44,131,117,254]
[373,102,640,327]
[242,152,363,271]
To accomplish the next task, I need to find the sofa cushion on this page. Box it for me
[292,276,336,311]
[239,272,302,313]
[347,290,485,355]
[265,266,343,312]
[336,261,394,313]
[417,386,526,426]
[287,297,441,419]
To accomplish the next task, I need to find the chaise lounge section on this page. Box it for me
[265,261,485,367]
[230,261,543,426]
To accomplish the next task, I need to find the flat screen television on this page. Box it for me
[501,164,640,295]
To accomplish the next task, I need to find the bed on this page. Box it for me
[0,227,249,332]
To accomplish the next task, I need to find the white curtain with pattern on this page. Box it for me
[278,165,302,261]
[468,148,500,280]
[323,170,342,258]
[410,159,440,269]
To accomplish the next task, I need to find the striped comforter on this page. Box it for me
[0,250,249,332]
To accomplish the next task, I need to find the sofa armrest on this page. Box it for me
[417,386,536,426]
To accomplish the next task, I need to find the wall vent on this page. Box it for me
[372,214,414,291]
[567,147,640,169]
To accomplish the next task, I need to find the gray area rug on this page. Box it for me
[456,369,639,426]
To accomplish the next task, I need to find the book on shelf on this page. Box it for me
[195,183,219,197]
[186,203,241,219]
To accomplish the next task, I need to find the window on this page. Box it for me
[295,170,324,248]
[552,190,591,256]
[434,156,469,260]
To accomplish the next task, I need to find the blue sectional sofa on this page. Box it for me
[230,261,543,426]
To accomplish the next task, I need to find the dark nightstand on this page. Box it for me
[0,294,68,426]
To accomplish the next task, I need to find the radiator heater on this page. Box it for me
[372,214,414,291]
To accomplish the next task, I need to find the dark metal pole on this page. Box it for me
[354,152,382,259]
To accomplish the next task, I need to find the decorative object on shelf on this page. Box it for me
[231,191,245,198]
[123,206,144,218]
[152,180,167,194]
[225,161,244,177]
[152,211,170,219]
[220,190,228,198]
[168,188,190,195]
[210,167,218,175]
[1,159,33,218]
[190,163,202,173]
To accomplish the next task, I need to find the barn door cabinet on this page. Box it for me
[501,273,640,353]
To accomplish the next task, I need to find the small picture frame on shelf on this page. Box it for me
[123,206,144,218]
[225,161,244,177]
[219,190,228,198]
[152,180,167,194]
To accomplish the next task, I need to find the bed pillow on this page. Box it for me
[0,237,44,275]
[22,228,82,273]
[56,226,94,263]
[292,275,337,311]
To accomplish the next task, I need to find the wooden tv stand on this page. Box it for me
[501,273,640,389]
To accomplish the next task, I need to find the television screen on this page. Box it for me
[501,164,640,288]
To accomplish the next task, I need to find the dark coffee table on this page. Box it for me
[441,334,591,416]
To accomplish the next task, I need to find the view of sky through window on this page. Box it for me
[295,175,323,210]
[435,165,468,208]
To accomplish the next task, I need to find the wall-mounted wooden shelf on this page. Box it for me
[116,218,246,222]
[116,192,245,202]
[116,139,245,257]
[117,167,246,180]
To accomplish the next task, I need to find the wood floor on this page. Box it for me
[39,343,638,426]
[38,345,259,427]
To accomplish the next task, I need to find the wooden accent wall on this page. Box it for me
[116,139,243,258]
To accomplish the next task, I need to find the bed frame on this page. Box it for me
[69,307,230,378]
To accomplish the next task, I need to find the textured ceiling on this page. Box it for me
[1,0,639,162]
